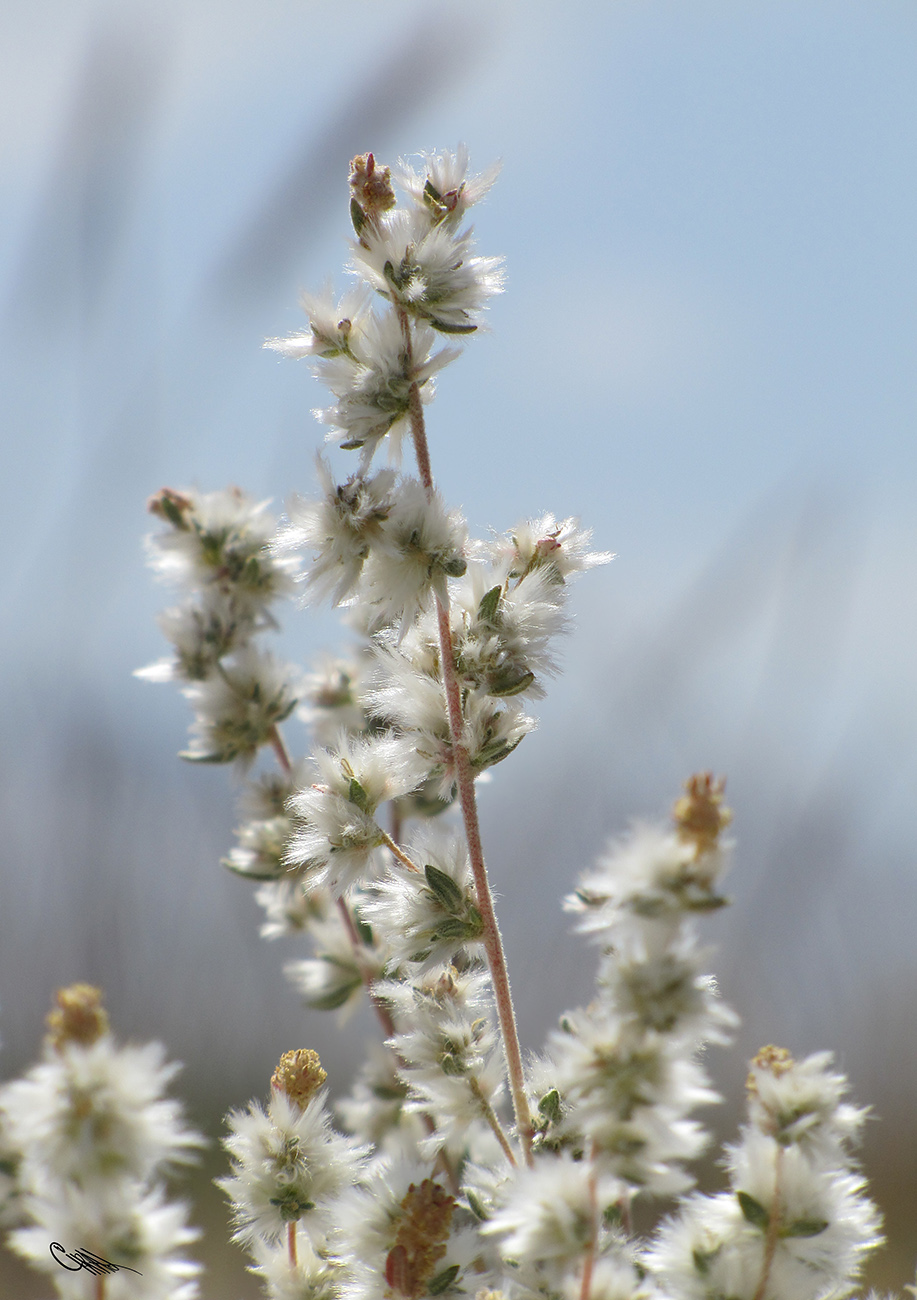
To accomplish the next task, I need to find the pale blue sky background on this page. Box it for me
[1,1,916,1292]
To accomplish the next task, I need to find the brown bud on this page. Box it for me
[672,772,731,855]
[271,1048,327,1109]
[747,1044,795,1094]
[46,984,109,1052]
[349,151,396,224]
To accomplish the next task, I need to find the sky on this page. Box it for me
[1,1,916,1292]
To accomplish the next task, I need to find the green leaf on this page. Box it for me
[428,1265,460,1295]
[489,668,536,698]
[221,856,284,882]
[428,316,478,335]
[350,197,366,236]
[304,976,362,1012]
[465,1190,488,1221]
[692,1247,720,1276]
[354,916,374,946]
[737,1191,770,1230]
[423,178,444,204]
[781,1218,830,1239]
[440,554,468,578]
[339,438,365,451]
[424,863,465,911]
[538,1088,562,1123]
[477,585,502,623]
[348,778,369,810]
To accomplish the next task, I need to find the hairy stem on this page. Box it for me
[269,724,293,776]
[287,1220,298,1268]
[580,1156,599,1300]
[336,896,397,1037]
[752,1146,785,1300]
[469,1075,517,1167]
[379,829,422,873]
[398,307,534,1164]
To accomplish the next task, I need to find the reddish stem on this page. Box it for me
[287,1221,298,1268]
[397,307,533,1165]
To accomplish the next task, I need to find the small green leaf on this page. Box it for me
[692,1247,720,1276]
[424,863,465,911]
[428,316,478,335]
[737,1191,770,1230]
[489,668,536,698]
[603,1203,624,1229]
[348,778,369,810]
[350,197,365,236]
[781,1218,830,1239]
[354,917,374,946]
[428,1265,460,1296]
[339,438,365,451]
[221,856,284,882]
[433,917,478,940]
[477,585,502,623]
[423,178,444,204]
[440,554,467,578]
[304,977,362,1012]
[538,1089,562,1123]
[465,1189,488,1221]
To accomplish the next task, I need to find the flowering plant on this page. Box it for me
[0,146,894,1300]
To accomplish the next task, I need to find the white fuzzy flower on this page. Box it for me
[285,910,388,1016]
[360,479,468,634]
[286,733,425,892]
[335,1045,427,1167]
[483,1154,623,1269]
[565,824,730,938]
[314,312,458,465]
[180,647,299,764]
[265,282,374,360]
[247,1231,342,1300]
[8,1180,201,1300]
[220,1089,365,1248]
[745,1047,867,1160]
[395,146,501,227]
[255,877,331,940]
[277,458,397,607]
[298,651,375,748]
[145,486,297,603]
[351,207,504,335]
[488,515,612,585]
[362,827,483,971]
[0,1037,201,1191]
[382,966,506,1162]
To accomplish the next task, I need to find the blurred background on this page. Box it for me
[1,0,916,1293]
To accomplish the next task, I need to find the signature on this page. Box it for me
[50,1242,142,1276]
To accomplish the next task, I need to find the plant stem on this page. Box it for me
[469,1075,517,1167]
[287,1220,298,1268]
[398,307,534,1165]
[269,724,293,776]
[95,1278,105,1300]
[580,1153,599,1300]
[336,896,397,1037]
[752,1146,785,1300]
[379,829,421,873]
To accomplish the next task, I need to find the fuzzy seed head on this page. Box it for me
[385,1178,455,1300]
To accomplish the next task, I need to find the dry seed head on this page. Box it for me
[46,983,110,1051]
[271,1048,328,1109]
[350,152,396,223]
[385,1178,456,1300]
[672,772,731,855]
[747,1044,795,1094]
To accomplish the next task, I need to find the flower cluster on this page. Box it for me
[130,145,893,1300]
[0,985,203,1299]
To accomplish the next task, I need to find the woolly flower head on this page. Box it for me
[264,282,374,361]
[362,826,483,971]
[395,144,501,227]
[286,732,426,892]
[220,1058,365,1247]
[0,987,201,1190]
[180,646,299,764]
[745,1046,868,1157]
[276,457,397,608]
[489,514,613,585]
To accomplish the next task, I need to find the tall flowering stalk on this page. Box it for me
[131,145,891,1300]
